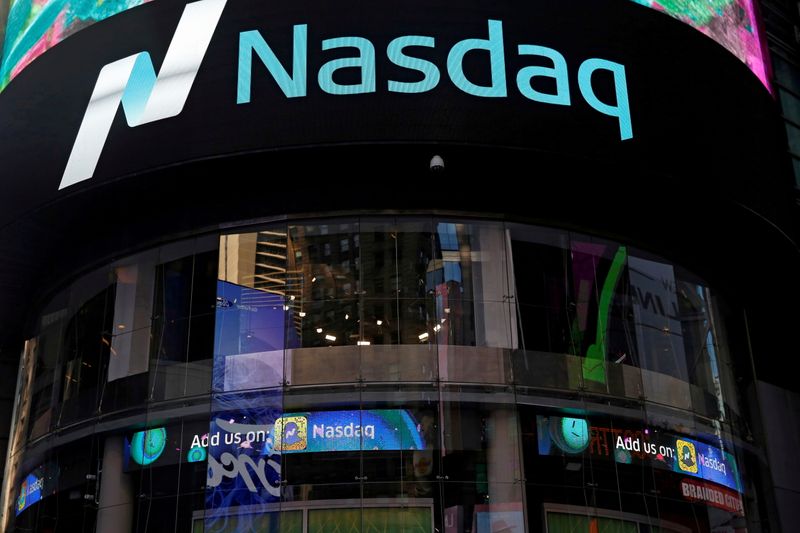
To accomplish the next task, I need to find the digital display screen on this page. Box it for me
[631,0,768,88]
[274,409,427,453]
[0,0,768,92]
[205,390,284,526]
[537,415,743,494]
[0,0,151,90]
[15,463,57,516]
[198,401,427,531]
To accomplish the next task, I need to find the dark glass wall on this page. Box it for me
[0,216,765,533]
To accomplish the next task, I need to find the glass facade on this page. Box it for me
[1,216,765,533]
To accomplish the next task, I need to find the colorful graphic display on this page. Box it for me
[0,0,768,92]
[202,405,426,530]
[205,390,284,531]
[537,415,743,493]
[631,0,768,87]
[128,427,167,466]
[15,463,57,516]
[0,0,152,90]
[274,410,427,453]
[123,420,208,472]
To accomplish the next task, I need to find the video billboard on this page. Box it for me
[537,415,743,494]
[0,0,768,93]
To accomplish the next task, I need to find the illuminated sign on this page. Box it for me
[16,474,43,516]
[681,478,744,515]
[537,416,742,493]
[129,427,168,466]
[274,410,426,453]
[630,0,767,88]
[62,1,633,189]
[0,0,768,94]
[15,464,56,516]
[201,402,428,529]
[676,439,698,474]
[187,445,207,463]
[60,0,228,190]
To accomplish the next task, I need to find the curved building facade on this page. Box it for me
[0,1,798,533]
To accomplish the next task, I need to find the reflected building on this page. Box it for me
[0,0,799,533]
[0,217,786,532]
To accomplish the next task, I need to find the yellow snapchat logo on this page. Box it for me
[274,416,307,452]
[676,439,698,473]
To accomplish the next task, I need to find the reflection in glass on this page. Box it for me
[2,216,767,533]
[58,274,115,425]
[150,241,217,400]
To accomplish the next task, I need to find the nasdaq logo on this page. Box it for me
[59,0,227,190]
[60,3,634,190]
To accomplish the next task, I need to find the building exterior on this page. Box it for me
[0,1,799,532]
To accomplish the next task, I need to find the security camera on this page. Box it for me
[429,155,444,171]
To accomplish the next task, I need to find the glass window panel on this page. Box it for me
[774,56,800,95]
[150,239,218,400]
[107,251,156,382]
[48,435,100,532]
[361,298,400,345]
[289,221,359,301]
[399,296,436,346]
[135,495,177,533]
[779,88,800,123]
[308,507,362,533]
[359,342,436,382]
[28,291,68,440]
[441,388,521,484]
[513,342,586,391]
[563,236,636,396]
[286,346,360,386]
[150,249,194,400]
[58,270,115,426]
[101,245,156,413]
[99,327,151,413]
[150,316,190,399]
[441,482,524,533]
[215,234,287,391]
[215,282,285,353]
[431,219,509,304]
[280,389,362,488]
[359,387,439,500]
[786,122,800,156]
[361,218,433,300]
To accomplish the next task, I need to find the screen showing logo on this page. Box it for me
[60,0,227,189]
[16,480,26,513]
[274,415,308,451]
[15,465,53,516]
[677,439,698,473]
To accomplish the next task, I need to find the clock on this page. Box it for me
[550,417,590,454]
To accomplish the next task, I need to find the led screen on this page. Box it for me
[274,409,427,453]
[631,0,767,87]
[15,463,57,516]
[0,0,151,90]
[0,0,769,92]
[537,415,743,494]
